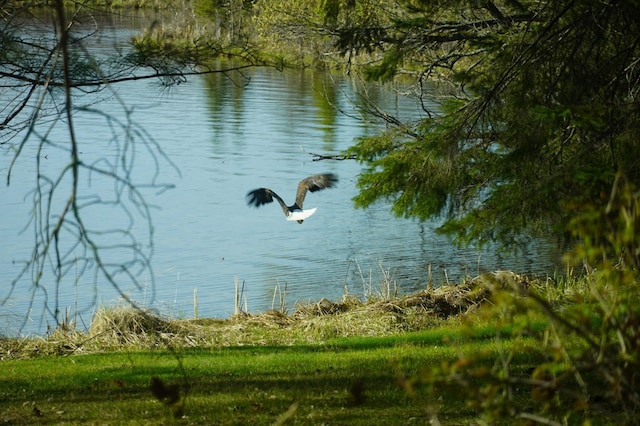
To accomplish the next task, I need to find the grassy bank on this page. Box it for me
[3,280,488,357]
[1,272,629,424]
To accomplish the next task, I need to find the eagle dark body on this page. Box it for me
[246,173,338,223]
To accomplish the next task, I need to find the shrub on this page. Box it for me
[415,174,640,424]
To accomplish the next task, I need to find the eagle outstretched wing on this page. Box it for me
[294,174,338,209]
[246,173,338,223]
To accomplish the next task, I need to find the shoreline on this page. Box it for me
[1,270,551,358]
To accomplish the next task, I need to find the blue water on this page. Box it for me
[0,14,561,336]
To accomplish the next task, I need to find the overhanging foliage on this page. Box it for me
[330,0,640,248]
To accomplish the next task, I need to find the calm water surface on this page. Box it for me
[0,13,561,335]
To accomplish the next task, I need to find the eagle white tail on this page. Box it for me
[287,208,317,221]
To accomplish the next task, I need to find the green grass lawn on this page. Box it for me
[1,275,632,425]
[1,325,561,425]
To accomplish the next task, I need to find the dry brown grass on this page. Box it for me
[0,273,542,360]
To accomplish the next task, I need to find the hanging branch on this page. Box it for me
[308,151,356,161]
[2,3,193,333]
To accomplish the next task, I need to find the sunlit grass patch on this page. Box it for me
[0,321,560,425]
[3,270,625,424]
[3,276,622,420]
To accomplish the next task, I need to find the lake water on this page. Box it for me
[0,11,562,336]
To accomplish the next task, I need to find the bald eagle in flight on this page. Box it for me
[246,173,338,223]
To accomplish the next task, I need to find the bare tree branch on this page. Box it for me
[2,4,247,333]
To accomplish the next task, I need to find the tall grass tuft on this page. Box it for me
[350,259,399,302]
[271,280,288,314]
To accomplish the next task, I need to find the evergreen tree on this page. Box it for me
[325,0,640,249]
